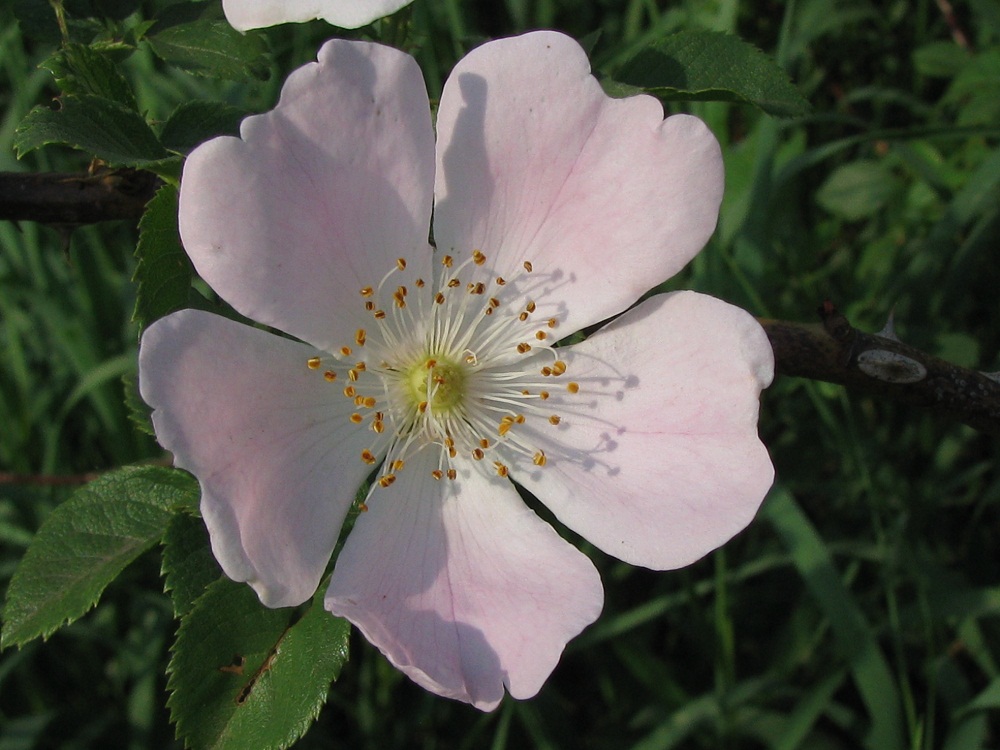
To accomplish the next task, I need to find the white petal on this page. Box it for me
[223,0,414,30]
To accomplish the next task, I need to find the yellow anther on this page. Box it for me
[533,451,547,466]
[519,312,529,322]
[372,420,385,434]
[523,261,533,272]
[348,369,359,382]
[515,414,526,424]
[361,449,376,465]
[567,382,580,393]
[444,437,455,448]
[489,298,500,309]
[485,308,494,316]
[549,415,561,425]
[379,474,396,488]
[496,277,506,286]
[552,360,567,376]
[360,286,374,297]
[356,329,367,346]
[525,301,536,313]
[392,459,405,471]
[498,422,512,437]
[535,331,547,340]
[541,366,552,376]
[362,397,376,408]
[547,318,557,328]
[539,391,550,400]
[416,278,426,287]
[365,301,375,311]
[446,469,457,480]
[472,448,485,460]
[447,278,460,288]
[472,249,486,265]
[324,370,337,382]
[418,401,428,413]
[442,255,453,267]
[472,282,485,295]
[358,502,369,512]
[350,413,363,424]
[343,385,356,398]
[448,446,457,458]
[431,469,444,480]
[307,357,322,370]
[435,293,446,305]
[355,362,367,372]
[479,438,490,449]
[494,462,509,477]
[426,359,437,369]
[396,258,407,270]
[517,343,532,354]
[374,309,386,319]
[341,346,352,357]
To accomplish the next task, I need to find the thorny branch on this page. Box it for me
[3,168,1000,438]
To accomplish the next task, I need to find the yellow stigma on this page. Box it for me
[404,356,466,414]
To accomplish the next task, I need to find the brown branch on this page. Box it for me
[761,301,1000,435]
[0,168,160,225]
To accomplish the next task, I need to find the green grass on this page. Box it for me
[2,0,999,748]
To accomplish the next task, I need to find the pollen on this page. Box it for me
[360,286,374,297]
[431,469,444,480]
[539,391,549,400]
[348,369,359,381]
[323,370,337,382]
[472,249,486,265]
[517,343,532,354]
[494,461,509,477]
[374,309,387,319]
[446,469,457,480]
[340,346,352,357]
[355,329,367,346]
[535,331,547,340]
[523,261,533,272]
[567,382,580,393]
[350,413,363,424]
[551,360,567,376]
[396,258,407,270]
[548,318,557,328]
[307,357,322,369]
[472,448,485,460]
[533,450,547,466]
[392,459,405,471]
[442,255,453,267]
[496,277,506,285]
[549,415,561,425]
[343,385,356,398]
[361,449,376,465]
[379,474,396,488]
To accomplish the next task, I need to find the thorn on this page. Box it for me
[876,308,901,342]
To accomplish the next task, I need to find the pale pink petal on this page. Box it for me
[513,292,774,570]
[179,39,435,352]
[433,31,724,334]
[223,0,413,30]
[139,309,375,607]
[325,450,603,710]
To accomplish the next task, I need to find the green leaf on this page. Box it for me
[816,160,901,220]
[147,20,270,81]
[162,512,222,619]
[160,100,250,155]
[15,94,168,165]
[614,30,810,117]
[133,183,193,330]
[122,371,155,437]
[1,466,199,649]
[42,43,138,110]
[913,41,972,79]
[168,579,350,750]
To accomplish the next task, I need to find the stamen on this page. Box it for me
[307,357,322,370]
[472,249,486,265]
[379,474,396,488]
[549,415,561,425]
[396,258,407,271]
[361,449,377,464]
[567,382,580,393]
[356,329,367,346]
[324,371,337,382]
[533,450,547,466]
[523,261,533,272]
[350,413,363,424]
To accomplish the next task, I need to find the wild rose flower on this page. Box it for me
[139,31,774,710]
[222,0,413,30]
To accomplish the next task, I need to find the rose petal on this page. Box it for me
[513,291,774,570]
[433,31,724,334]
[179,39,435,352]
[139,309,374,607]
[223,0,413,30]
[325,450,603,710]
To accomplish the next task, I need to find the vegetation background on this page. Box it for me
[1,0,999,748]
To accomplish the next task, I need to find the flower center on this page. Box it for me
[405,357,466,415]
[305,249,580,494]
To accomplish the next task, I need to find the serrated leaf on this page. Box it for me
[1,466,199,648]
[168,579,350,750]
[43,43,138,110]
[160,101,249,155]
[122,371,155,436]
[614,30,810,117]
[15,94,168,165]
[147,20,269,81]
[162,512,222,618]
[133,183,193,329]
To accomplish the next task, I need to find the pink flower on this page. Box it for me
[139,31,774,710]
[222,0,413,30]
